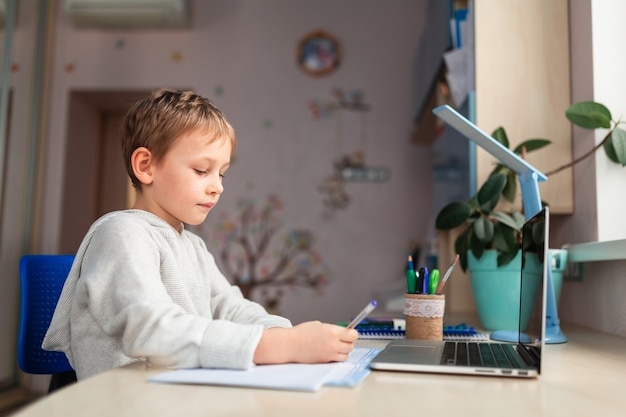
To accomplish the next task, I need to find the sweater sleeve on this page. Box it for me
[187,233,292,329]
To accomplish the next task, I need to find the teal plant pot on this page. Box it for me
[467,250,542,332]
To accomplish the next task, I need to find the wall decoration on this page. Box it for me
[341,165,390,182]
[318,151,359,218]
[308,100,333,120]
[311,89,389,218]
[309,88,370,119]
[331,88,369,112]
[296,30,341,77]
[203,195,331,314]
[171,51,183,63]
[114,39,126,49]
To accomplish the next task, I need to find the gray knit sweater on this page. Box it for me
[43,210,291,380]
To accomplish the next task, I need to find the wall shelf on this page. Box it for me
[562,239,626,263]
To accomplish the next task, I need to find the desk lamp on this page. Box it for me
[432,104,567,344]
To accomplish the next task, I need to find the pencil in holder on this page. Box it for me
[404,293,445,340]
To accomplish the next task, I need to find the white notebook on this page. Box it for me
[149,347,381,392]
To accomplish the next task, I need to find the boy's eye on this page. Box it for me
[194,169,208,175]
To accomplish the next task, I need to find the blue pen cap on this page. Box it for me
[422,266,429,294]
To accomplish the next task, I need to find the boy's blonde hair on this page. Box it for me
[122,88,236,189]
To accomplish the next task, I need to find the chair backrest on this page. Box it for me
[17,254,75,374]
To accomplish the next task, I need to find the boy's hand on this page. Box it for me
[254,321,358,364]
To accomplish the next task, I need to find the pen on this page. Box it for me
[347,300,378,328]
[421,266,429,294]
[416,267,425,294]
[406,255,417,294]
[436,254,459,294]
[429,269,440,294]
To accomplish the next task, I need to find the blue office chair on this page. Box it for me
[17,254,77,392]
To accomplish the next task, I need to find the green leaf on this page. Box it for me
[477,173,507,212]
[497,250,519,267]
[603,133,619,164]
[502,170,517,202]
[491,127,510,149]
[469,231,486,261]
[487,163,508,180]
[473,217,494,243]
[512,212,526,228]
[435,202,471,230]
[513,139,551,154]
[467,195,479,211]
[609,128,626,166]
[455,229,471,272]
[492,223,518,253]
[566,101,611,129]
[491,212,520,230]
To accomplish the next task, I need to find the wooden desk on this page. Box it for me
[13,326,626,417]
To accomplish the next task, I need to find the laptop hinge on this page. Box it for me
[516,343,539,366]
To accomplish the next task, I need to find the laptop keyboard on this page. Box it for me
[441,342,520,368]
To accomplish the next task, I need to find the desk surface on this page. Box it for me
[13,326,626,417]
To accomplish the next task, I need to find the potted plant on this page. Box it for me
[434,144,544,331]
[434,101,626,330]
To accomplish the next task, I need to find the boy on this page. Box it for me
[43,88,358,380]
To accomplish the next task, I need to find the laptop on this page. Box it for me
[369,207,549,378]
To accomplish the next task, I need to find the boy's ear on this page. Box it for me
[131,147,154,185]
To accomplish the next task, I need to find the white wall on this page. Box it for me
[39,0,438,324]
[591,0,626,241]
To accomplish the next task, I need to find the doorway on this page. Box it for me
[59,90,149,254]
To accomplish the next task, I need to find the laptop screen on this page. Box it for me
[518,207,549,373]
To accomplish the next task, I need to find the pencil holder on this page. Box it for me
[404,293,445,340]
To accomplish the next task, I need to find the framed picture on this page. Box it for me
[296,30,341,77]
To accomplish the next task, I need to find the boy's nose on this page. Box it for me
[207,177,224,195]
